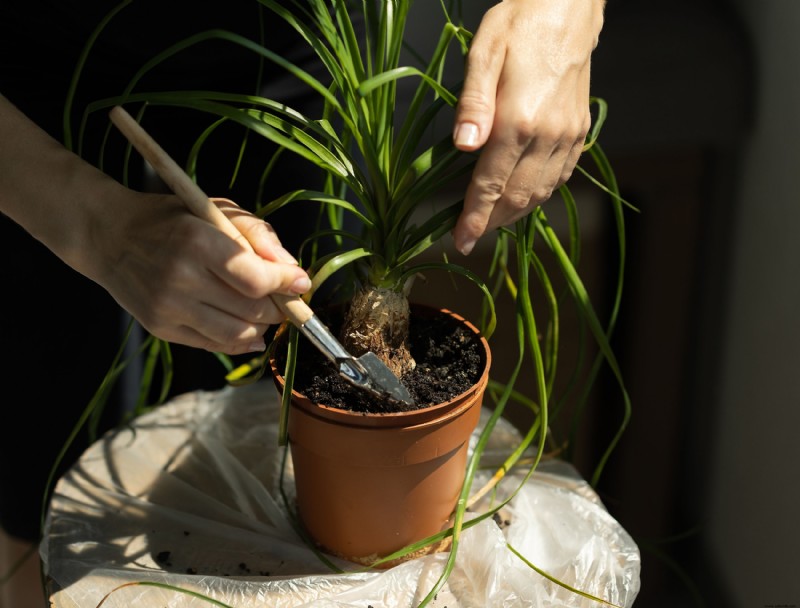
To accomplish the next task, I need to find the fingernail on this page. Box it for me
[454,122,479,148]
[247,340,266,352]
[291,275,312,294]
[457,237,476,256]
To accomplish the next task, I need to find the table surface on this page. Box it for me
[43,381,640,608]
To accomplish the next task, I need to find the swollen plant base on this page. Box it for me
[276,304,485,413]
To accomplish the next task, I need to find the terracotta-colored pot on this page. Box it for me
[271,305,491,566]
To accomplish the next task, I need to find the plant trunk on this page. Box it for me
[341,285,416,377]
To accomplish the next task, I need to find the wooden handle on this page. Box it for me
[270,293,314,325]
[108,105,313,327]
[108,106,237,236]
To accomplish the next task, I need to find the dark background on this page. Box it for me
[578,2,752,605]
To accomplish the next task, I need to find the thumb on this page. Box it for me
[453,31,504,152]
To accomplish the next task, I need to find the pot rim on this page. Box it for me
[270,304,491,428]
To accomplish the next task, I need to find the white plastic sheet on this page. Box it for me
[42,381,640,607]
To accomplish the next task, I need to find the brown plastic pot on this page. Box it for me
[270,305,491,566]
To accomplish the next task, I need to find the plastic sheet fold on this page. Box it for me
[43,381,640,607]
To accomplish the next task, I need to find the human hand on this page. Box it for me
[93,194,310,355]
[0,95,308,355]
[451,0,605,255]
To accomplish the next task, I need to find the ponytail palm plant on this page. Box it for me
[65,0,632,603]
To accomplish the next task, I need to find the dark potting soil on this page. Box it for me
[275,308,485,413]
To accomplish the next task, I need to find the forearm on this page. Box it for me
[0,94,126,277]
[0,95,314,355]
